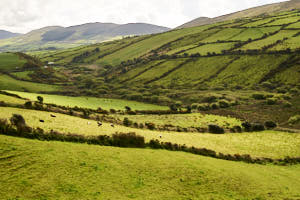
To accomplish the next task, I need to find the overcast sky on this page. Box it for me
[0,0,288,33]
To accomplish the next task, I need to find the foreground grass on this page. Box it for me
[1,107,299,159]
[4,90,169,111]
[0,135,300,200]
[0,75,60,93]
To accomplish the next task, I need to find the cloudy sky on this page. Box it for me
[0,0,288,33]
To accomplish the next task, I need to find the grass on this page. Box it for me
[0,75,60,93]
[183,43,236,55]
[270,34,300,51]
[209,55,289,87]
[117,113,242,128]
[0,94,26,105]
[266,16,300,26]
[1,107,299,159]
[241,30,299,50]
[3,90,169,111]
[229,27,281,41]
[1,135,300,199]
[11,71,33,80]
[0,53,26,72]
[154,56,233,86]
[201,28,243,42]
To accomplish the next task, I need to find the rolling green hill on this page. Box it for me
[0,23,170,52]
[1,134,300,200]
[177,0,300,29]
[38,9,300,90]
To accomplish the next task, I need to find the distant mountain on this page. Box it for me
[0,30,21,40]
[177,0,300,28]
[0,23,170,52]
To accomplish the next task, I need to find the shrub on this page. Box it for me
[266,98,277,105]
[233,126,242,133]
[252,123,265,132]
[10,114,26,128]
[24,101,32,108]
[145,122,156,130]
[202,95,217,103]
[210,103,219,110]
[288,115,300,125]
[123,117,132,127]
[218,100,230,108]
[198,103,210,111]
[283,101,292,108]
[242,122,252,132]
[110,109,116,114]
[37,96,44,104]
[112,132,145,148]
[252,93,266,100]
[264,121,277,129]
[208,124,225,134]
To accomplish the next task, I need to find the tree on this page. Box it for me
[37,96,44,104]
[10,114,26,128]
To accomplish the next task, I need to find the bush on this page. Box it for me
[233,126,242,133]
[242,122,252,132]
[210,103,219,110]
[198,103,210,111]
[112,132,145,148]
[208,124,225,134]
[252,123,265,132]
[24,101,32,108]
[252,93,266,100]
[123,117,132,127]
[218,100,230,108]
[37,96,44,104]
[10,114,26,128]
[288,115,300,125]
[145,122,156,130]
[266,98,277,105]
[264,121,277,129]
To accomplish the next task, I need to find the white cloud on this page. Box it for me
[0,0,288,33]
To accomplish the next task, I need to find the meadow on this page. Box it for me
[3,90,169,111]
[1,107,299,159]
[0,52,26,72]
[0,75,60,92]
[1,134,300,200]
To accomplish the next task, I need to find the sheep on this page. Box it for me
[50,114,56,118]
[87,122,91,125]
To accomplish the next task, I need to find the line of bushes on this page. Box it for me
[1,115,299,165]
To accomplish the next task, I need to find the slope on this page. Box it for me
[178,0,300,29]
[0,134,300,200]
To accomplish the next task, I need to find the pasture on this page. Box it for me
[0,75,60,92]
[1,135,300,200]
[0,53,26,71]
[1,107,299,159]
[3,90,169,111]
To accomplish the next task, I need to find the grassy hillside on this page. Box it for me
[37,10,300,91]
[0,75,60,92]
[4,90,169,111]
[0,53,27,72]
[0,106,299,159]
[1,134,300,200]
[177,0,300,28]
[0,23,169,52]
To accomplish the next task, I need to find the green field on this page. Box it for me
[1,134,300,200]
[0,75,60,92]
[117,113,242,128]
[1,107,299,159]
[0,53,26,71]
[183,42,236,55]
[3,91,169,111]
[11,71,34,80]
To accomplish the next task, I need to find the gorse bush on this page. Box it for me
[208,124,225,134]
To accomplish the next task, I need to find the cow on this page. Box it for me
[40,120,45,123]
[50,114,56,118]
[111,124,115,128]
[97,121,103,127]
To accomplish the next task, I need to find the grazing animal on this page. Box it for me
[159,135,162,139]
[39,120,45,123]
[97,121,102,127]
[111,124,115,128]
[50,114,56,118]
[87,122,91,125]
